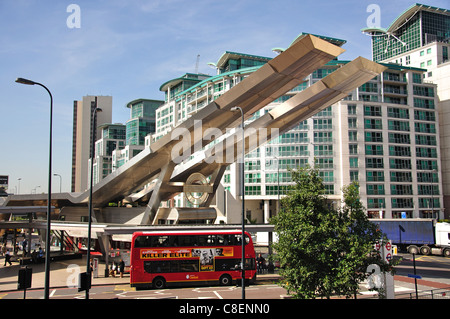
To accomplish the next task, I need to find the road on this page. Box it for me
[394,253,450,286]
[1,282,288,300]
[1,253,449,300]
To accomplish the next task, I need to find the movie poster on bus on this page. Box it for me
[192,248,231,271]
[140,247,233,261]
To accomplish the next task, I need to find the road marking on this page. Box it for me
[416,255,444,263]
[50,289,56,297]
[114,285,135,292]
[360,291,378,295]
[395,286,413,293]
[213,290,223,299]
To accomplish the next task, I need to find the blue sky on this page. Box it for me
[1,0,448,194]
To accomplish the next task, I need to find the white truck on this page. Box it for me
[370,219,450,257]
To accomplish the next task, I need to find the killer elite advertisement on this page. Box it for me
[140,247,233,271]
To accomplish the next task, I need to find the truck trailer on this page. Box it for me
[369,219,450,257]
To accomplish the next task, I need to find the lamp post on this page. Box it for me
[32,186,41,194]
[86,97,102,299]
[53,174,62,193]
[231,106,245,300]
[15,77,53,299]
[274,156,280,214]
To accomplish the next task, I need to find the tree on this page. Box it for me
[271,166,385,299]
[333,181,385,298]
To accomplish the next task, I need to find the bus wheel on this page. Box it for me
[219,274,232,286]
[152,277,166,289]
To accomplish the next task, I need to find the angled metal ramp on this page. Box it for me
[3,37,387,227]
[169,57,386,183]
[134,57,386,224]
[80,35,345,209]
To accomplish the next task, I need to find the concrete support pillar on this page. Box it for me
[99,234,110,277]
[264,200,270,224]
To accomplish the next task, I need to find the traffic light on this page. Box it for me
[78,272,91,292]
[18,267,32,290]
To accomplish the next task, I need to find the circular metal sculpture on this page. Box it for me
[185,173,209,205]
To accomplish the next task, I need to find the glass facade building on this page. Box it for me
[363,3,449,219]
[92,123,126,186]
[126,99,164,146]
[152,33,443,222]
[362,3,450,62]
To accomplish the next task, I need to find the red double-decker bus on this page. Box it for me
[130,230,256,289]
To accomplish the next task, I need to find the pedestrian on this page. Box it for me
[4,249,12,266]
[119,259,125,278]
[112,262,117,276]
[1,243,6,256]
[37,247,44,263]
[31,249,38,263]
[257,254,266,274]
[109,263,115,277]
[22,239,27,255]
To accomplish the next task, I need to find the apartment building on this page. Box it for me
[110,98,163,172]
[152,32,443,223]
[363,3,449,218]
[92,123,126,185]
[71,95,112,192]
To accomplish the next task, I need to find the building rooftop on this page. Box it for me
[159,73,210,93]
[126,98,164,108]
[214,51,272,70]
[361,3,450,34]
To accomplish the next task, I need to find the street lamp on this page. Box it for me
[53,174,62,193]
[17,178,21,194]
[273,156,280,214]
[231,106,245,300]
[86,97,102,299]
[32,186,41,194]
[15,77,53,299]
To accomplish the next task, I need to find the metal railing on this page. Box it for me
[395,287,450,299]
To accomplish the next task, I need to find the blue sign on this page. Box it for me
[408,274,422,279]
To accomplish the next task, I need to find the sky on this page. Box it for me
[1,0,448,194]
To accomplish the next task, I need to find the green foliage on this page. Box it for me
[271,166,386,299]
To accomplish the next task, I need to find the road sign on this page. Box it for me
[408,274,422,279]
[375,242,381,250]
[374,240,393,263]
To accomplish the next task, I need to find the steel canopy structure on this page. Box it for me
[84,34,345,208]
[2,34,386,229]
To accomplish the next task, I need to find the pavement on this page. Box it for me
[0,252,448,298]
[0,252,281,293]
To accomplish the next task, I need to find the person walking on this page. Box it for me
[4,249,12,266]
[119,259,125,278]
[257,253,266,274]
